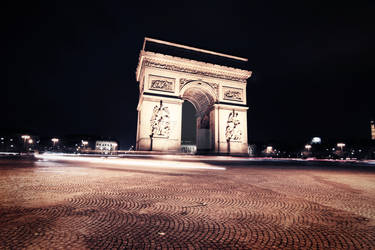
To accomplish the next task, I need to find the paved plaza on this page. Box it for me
[1,156,375,249]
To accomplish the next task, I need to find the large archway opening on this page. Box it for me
[181,101,196,153]
[180,82,216,154]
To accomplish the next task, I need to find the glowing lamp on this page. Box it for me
[51,138,59,147]
[21,135,30,140]
[266,146,273,154]
[311,137,321,144]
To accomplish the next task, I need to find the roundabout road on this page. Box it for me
[1,156,375,249]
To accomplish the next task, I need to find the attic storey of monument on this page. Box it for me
[135,38,252,154]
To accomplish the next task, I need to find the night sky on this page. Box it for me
[2,1,374,148]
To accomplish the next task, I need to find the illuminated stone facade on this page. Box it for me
[135,45,252,154]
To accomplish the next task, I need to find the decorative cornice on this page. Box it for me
[143,92,181,100]
[214,103,249,109]
[143,59,247,82]
[136,50,252,83]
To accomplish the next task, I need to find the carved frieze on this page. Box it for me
[150,101,170,138]
[223,86,243,102]
[149,75,175,93]
[225,110,242,141]
[144,59,247,83]
[150,80,174,92]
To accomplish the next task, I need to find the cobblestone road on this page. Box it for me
[1,158,375,249]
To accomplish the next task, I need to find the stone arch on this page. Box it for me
[180,80,217,117]
[180,81,217,152]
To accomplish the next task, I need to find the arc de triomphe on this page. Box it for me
[135,38,252,154]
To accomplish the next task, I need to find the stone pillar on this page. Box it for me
[212,104,249,155]
[136,95,183,151]
[196,116,211,153]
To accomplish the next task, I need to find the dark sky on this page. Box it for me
[2,0,374,147]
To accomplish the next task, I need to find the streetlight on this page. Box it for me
[21,135,30,151]
[311,137,321,144]
[337,143,345,151]
[51,138,59,147]
[305,144,312,151]
[112,143,118,155]
[266,146,273,154]
[82,140,88,149]
[27,139,34,151]
[21,135,30,143]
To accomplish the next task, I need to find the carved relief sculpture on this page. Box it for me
[223,87,243,102]
[150,79,174,92]
[225,111,242,141]
[150,101,170,137]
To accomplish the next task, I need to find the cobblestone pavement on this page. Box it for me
[1,158,375,249]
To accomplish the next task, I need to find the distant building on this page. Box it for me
[95,141,118,154]
[0,134,39,152]
[181,141,196,154]
[371,120,375,140]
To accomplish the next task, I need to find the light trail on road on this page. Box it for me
[34,153,226,171]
